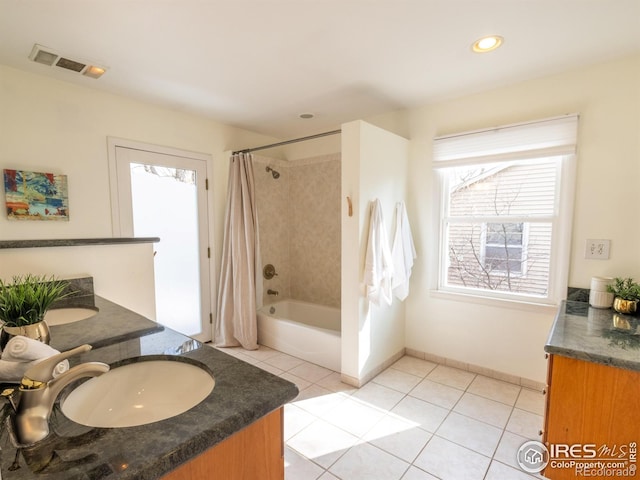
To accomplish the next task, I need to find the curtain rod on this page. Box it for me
[233,129,341,155]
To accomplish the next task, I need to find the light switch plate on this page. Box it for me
[585,239,610,259]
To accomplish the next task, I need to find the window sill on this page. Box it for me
[429,289,560,314]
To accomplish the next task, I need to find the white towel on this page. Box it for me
[0,336,69,382]
[0,359,36,382]
[391,201,417,301]
[2,336,60,362]
[364,199,394,307]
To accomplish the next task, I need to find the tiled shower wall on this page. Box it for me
[254,153,341,308]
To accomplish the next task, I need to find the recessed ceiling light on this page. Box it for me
[299,113,314,119]
[472,35,503,53]
[83,65,107,79]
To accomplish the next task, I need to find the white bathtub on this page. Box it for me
[257,299,341,372]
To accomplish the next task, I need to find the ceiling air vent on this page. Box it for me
[28,44,107,79]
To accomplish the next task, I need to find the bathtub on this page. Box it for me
[257,299,341,372]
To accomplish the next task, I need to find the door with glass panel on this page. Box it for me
[113,145,211,342]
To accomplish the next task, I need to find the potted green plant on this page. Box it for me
[0,274,70,348]
[606,277,640,314]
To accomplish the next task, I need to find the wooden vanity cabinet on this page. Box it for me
[543,354,640,479]
[162,407,284,480]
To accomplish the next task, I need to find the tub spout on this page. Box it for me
[267,289,279,296]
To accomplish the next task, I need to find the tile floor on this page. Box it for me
[213,345,550,480]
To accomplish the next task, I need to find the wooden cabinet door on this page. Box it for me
[544,355,640,479]
[162,408,284,480]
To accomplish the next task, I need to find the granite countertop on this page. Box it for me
[0,296,298,480]
[545,300,640,372]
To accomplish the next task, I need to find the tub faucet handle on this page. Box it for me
[263,264,278,280]
[267,289,279,296]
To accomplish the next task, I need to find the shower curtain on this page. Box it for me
[214,153,262,350]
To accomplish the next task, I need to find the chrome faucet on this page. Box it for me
[267,289,279,296]
[11,344,109,445]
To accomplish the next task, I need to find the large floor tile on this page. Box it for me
[485,459,539,480]
[321,396,387,437]
[285,447,325,480]
[413,436,491,480]
[289,361,334,383]
[391,356,438,378]
[329,442,410,480]
[436,412,503,457]
[494,431,532,470]
[426,364,476,390]
[453,392,513,428]
[391,395,450,433]
[373,368,423,393]
[364,414,432,463]
[316,372,358,395]
[353,381,406,411]
[505,408,544,439]
[467,374,522,406]
[284,403,317,441]
[281,372,313,393]
[264,352,307,371]
[409,378,465,410]
[515,388,545,415]
[256,361,285,376]
[287,419,359,469]
[241,345,280,361]
[401,466,439,479]
[292,384,349,416]
[318,472,339,480]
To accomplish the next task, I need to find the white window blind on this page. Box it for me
[433,114,578,167]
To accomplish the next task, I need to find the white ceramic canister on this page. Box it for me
[589,276,614,309]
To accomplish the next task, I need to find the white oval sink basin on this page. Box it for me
[44,308,98,326]
[61,359,215,428]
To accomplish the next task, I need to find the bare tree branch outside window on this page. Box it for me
[444,162,555,297]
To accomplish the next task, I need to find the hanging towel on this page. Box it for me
[391,201,417,301]
[364,199,394,307]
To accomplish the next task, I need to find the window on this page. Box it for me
[483,222,525,275]
[434,115,578,304]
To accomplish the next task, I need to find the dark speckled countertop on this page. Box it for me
[545,301,640,372]
[0,296,298,479]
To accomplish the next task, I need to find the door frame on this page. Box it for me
[107,137,214,341]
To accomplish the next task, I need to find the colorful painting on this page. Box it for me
[3,169,69,221]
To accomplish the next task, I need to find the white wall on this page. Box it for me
[0,65,275,319]
[341,120,409,385]
[401,54,640,383]
[0,244,156,318]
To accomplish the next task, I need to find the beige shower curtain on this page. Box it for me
[214,153,262,350]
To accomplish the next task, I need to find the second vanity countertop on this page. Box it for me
[0,296,299,479]
[544,300,640,372]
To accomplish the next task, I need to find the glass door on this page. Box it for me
[114,146,211,341]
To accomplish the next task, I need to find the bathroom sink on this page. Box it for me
[61,358,215,428]
[44,307,98,326]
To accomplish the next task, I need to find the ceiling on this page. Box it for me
[1,1,639,139]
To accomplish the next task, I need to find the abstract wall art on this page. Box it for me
[3,169,69,221]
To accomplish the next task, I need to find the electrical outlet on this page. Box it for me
[585,239,610,259]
